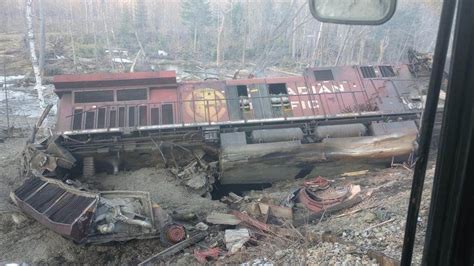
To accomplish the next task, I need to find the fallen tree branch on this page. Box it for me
[333,204,381,218]
[363,218,396,232]
[28,103,53,144]
[139,231,208,265]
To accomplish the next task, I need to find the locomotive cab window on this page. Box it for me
[237,85,248,97]
[268,83,288,95]
[162,104,174,125]
[72,109,83,130]
[117,88,148,101]
[314,69,334,81]
[379,66,396,77]
[74,90,114,103]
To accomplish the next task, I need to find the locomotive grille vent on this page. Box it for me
[360,66,377,78]
[379,66,396,77]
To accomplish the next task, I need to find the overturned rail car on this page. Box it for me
[51,65,422,185]
[11,177,186,244]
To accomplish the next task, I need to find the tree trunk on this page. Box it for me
[68,25,77,71]
[334,26,352,66]
[38,0,45,77]
[68,0,77,72]
[397,34,411,62]
[241,24,247,65]
[90,0,99,66]
[25,0,45,107]
[84,0,89,34]
[99,0,115,70]
[241,0,249,66]
[130,49,142,72]
[358,38,366,64]
[377,35,389,64]
[193,25,197,53]
[135,31,147,58]
[216,12,226,67]
[291,17,296,59]
[311,22,323,66]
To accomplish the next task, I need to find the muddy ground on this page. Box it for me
[0,131,435,264]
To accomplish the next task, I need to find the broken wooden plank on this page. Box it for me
[139,231,208,266]
[258,203,293,220]
[232,211,271,232]
[206,212,241,225]
[341,170,369,177]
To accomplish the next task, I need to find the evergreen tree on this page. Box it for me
[180,0,212,53]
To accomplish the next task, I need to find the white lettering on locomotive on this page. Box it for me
[287,83,346,95]
[290,100,320,110]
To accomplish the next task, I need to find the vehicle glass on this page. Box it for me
[0,0,444,264]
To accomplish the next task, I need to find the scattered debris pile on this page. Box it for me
[169,149,219,197]
[138,176,380,264]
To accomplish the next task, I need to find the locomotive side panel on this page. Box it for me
[56,92,74,132]
[286,77,322,117]
[303,67,376,117]
[149,87,178,125]
[178,81,229,124]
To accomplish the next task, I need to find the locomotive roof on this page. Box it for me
[52,71,177,90]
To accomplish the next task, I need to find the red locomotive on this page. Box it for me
[51,64,421,185]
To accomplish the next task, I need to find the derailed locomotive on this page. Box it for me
[50,64,422,190]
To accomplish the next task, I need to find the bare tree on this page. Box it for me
[68,0,77,72]
[38,0,45,77]
[377,35,390,64]
[216,3,231,67]
[334,26,352,66]
[26,0,45,107]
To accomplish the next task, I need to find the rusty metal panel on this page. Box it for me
[12,178,97,242]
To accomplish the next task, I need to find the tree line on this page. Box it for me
[1,0,442,76]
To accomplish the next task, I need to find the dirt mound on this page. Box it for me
[89,167,227,217]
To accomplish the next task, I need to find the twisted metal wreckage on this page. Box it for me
[13,56,433,246]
